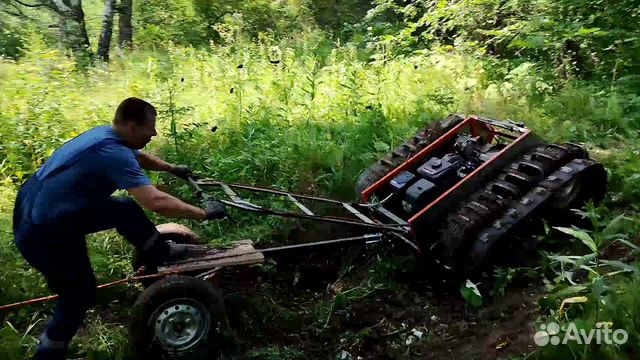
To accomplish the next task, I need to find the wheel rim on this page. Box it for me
[151,298,213,353]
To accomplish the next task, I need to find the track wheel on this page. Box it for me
[550,162,607,210]
[551,175,583,210]
[130,276,234,360]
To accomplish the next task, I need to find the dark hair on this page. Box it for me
[113,97,157,125]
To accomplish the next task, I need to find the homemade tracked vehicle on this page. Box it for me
[353,114,608,268]
[38,115,615,359]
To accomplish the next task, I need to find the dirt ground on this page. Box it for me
[216,244,544,360]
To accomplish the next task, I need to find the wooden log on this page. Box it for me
[159,240,263,274]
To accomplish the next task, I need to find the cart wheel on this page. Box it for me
[132,223,203,278]
[130,276,233,360]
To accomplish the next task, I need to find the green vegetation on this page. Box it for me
[0,0,639,359]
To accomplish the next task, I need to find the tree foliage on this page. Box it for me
[362,0,640,80]
[0,22,26,59]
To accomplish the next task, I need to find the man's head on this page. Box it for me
[112,97,158,149]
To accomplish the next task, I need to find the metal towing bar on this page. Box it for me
[187,178,419,252]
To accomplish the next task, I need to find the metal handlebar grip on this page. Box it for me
[187,177,204,199]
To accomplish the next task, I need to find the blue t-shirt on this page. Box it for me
[28,126,152,225]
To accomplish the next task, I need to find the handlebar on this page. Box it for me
[187,176,204,198]
[187,176,214,202]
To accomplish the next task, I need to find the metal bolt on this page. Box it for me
[534,187,547,194]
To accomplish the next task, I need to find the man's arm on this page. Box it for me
[128,185,207,219]
[137,151,175,172]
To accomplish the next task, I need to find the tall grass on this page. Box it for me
[0,34,639,359]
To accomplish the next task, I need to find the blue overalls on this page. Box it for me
[13,126,161,360]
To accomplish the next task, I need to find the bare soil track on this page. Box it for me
[218,246,542,360]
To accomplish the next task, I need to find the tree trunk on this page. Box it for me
[118,0,132,49]
[50,0,93,61]
[58,15,67,49]
[97,0,116,61]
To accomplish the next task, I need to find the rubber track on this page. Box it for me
[469,157,606,267]
[438,143,587,268]
[354,114,465,198]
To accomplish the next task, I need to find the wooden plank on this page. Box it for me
[159,240,264,273]
[160,253,264,274]
[231,239,254,246]
[178,244,256,263]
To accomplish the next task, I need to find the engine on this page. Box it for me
[388,134,504,215]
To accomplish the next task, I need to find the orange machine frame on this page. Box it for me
[360,116,533,226]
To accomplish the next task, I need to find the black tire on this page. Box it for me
[130,276,233,360]
[354,114,465,200]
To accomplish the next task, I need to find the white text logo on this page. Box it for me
[534,322,628,346]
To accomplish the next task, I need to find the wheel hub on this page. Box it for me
[552,176,582,209]
[152,299,211,352]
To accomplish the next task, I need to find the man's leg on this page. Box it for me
[76,197,177,267]
[16,229,96,360]
[14,197,162,360]
[36,262,96,360]
[77,197,159,249]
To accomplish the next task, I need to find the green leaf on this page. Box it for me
[576,27,601,36]
[602,214,631,239]
[460,280,482,308]
[373,141,389,152]
[548,254,596,267]
[554,227,597,252]
[614,239,640,252]
[579,264,599,275]
[333,293,347,309]
[599,260,638,274]
[552,285,588,299]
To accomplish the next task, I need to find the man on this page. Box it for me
[12,97,226,360]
